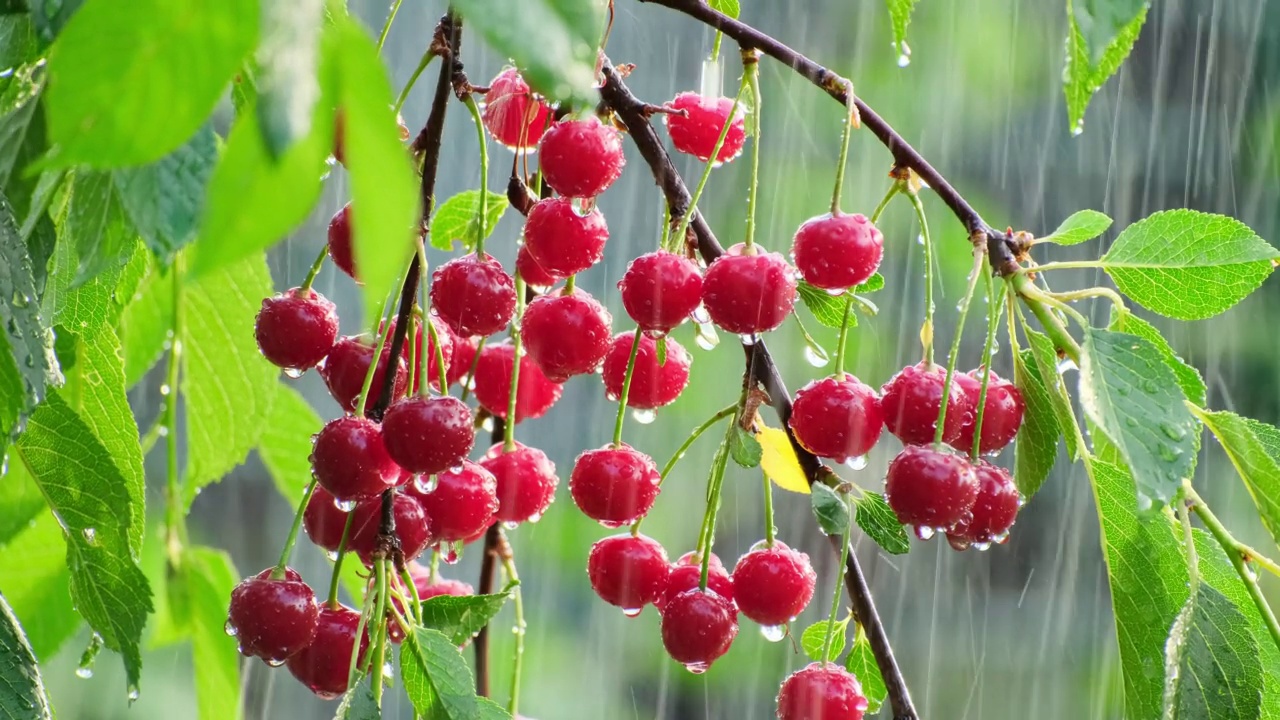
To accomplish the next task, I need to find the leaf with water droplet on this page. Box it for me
[1161,584,1261,720]
[845,624,887,715]
[0,191,60,441]
[810,483,850,536]
[796,280,855,330]
[1108,309,1206,407]
[1192,408,1280,550]
[800,618,848,663]
[728,424,762,468]
[885,0,920,60]
[854,492,909,555]
[0,591,53,719]
[401,627,514,720]
[419,588,515,647]
[1012,343,1062,499]
[1063,1,1148,133]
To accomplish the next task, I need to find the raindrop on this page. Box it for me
[333,497,357,512]
[972,541,992,552]
[502,521,520,531]
[1071,120,1085,137]
[1141,379,1160,394]
[481,416,495,432]
[159,384,171,396]
[326,550,339,562]
[265,658,286,668]
[916,234,925,245]
[81,527,97,545]
[621,607,643,618]
[127,686,140,703]
[1242,564,1258,582]
[75,667,93,679]
[895,41,912,68]
[683,661,709,675]
[283,367,305,379]
[382,662,395,680]
[414,475,439,494]
[1116,385,1130,397]
[157,426,169,437]
[11,291,30,308]
[694,324,719,351]
[1136,493,1154,512]
[1056,359,1078,375]
[739,333,756,346]
[1156,445,1180,462]
[598,519,624,530]
[691,305,711,324]
[605,392,619,402]
[442,544,460,564]
[844,455,868,471]
[527,512,542,523]
[1124,417,1138,428]
[1159,422,1186,441]
[803,344,830,368]
[913,525,936,541]
[632,408,657,425]
[0,452,8,477]
[224,621,239,637]
[823,287,846,297]
[760,624,786,643]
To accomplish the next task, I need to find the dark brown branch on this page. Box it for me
[474,416,506,697]
[600,58,919,720]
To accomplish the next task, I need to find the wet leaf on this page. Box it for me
[1161,584,1261,720]
[845,625,887,715]
[885,0,918,56]
[419,589,513,647]
[1024,326,1080,460]
[0,192,60,441]
[1012,346,1060,499]
[853,273,884,294]
[429,189,509,253]
[0,591,53,720]
[1108,309,1205,407]
[1193,409,1280,550]
[114,125,217,264]
[335,679,381,720]
[1064,0,1147,132]
[1072,0,1149,66]
[401,628,514,720]
[1039,208,1112,246]
[728,424,761,468]
[854,492,909,555]
[181,547,242,720]
[810,483,850,536]
[800,619,846,663]
[797,281,854,330]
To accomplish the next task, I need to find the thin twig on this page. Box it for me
[475,417,506,696]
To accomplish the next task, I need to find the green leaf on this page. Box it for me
[1108,310,1206,407]
[1040,209,1112,245]
[115,254,173,387]
[182,252,279,500]
[1161,584,1261,720]
[1098,210,1278,320]
[44,238,122,332]
[113,125,217,264]
[1072,0,1148,66]
[853,492,909,555]
[853,273,885,294]
[885,0,918,56]
[401,628,514,720]
[0,448,44,545]
[255,0,324,159]
[429,190,509,253]
[257,384,323,501]
[0,513,79,659]
[797,281,854,330]
[845,626,887,715]
[0,63,48,217]
[810,483,850,536]
[1193,410,1280,550]
[419,589,513,647]
[335,679,381,720]
[62,171,135,286]
[452,0,600,105]
[43,0,257,167]
[0,192,60,440]
[728,424,762,468]
[1024,327,1080,460]
[1012,347,1061,499]
[31,0,84,44]
[708,0,739,18]
[1064,0,1147,132]
[1078,328,1199,510]
[182,547,243,720]
[0,591,53,720]
[799,619,846,663]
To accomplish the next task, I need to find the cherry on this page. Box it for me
[879,362,973,446]
[538,116,626,198]
[226,567,319,664]
[412,573,475,601]
[664,92,746,164]
[950,371,1025,455]
[255,288,339,372]
[587,533,671,614]
[481,68,552,150]
[408,460,499,542]
[345,491,434,565]
[522,197,609,277]
[569,444,662,527]
[730,541,817,627]
[702,245,797,334]
[791,213,884,290]
[947,461,1020,549]
[617,251,704,334]
[303,486,350,553]
[472,341,564,423]
[447,332,479,388]
[884,445,979,535]
[430,253,517,338]
[521,289,614,382]
[657,551,734,612]
[381,395,475,475]
[382,316,453,392]
[602,332,691,410]
[317,335,409,416]
[479,442,558,524]
[327,204,357,280]
[285,604,368,699]
[788,374,883,463]
[660,588,739,672]
[776,663,869,720]
[516,244,561,288]
[311,416,402,502]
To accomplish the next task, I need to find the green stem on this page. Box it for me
[348,565,378,686]
[370,558,390,705]
[164,259,186,566]
[611,329,645,447]
[394,51,436,115]
[669,69,750,253]
[743,57,761,253]
[415,241,450,396]
[633,402,738,536]
[300,245,328,293]
[1178,489,1200,593]
[273,479,319,579]
[791,311,830,367]
[406,313,419,397]
[375,0,404,51]
[501,551,525,717]
[138,419,163,457]
[969,274,1005,461]
[820,497,854,663]
[907,190,935,366]
[459,336,487,402]
[710,32,724,62]
[1009,273,1082,364]
[1024,260,1105,274]
[399,565,424,625]
[931,251,986,447]
[697,424,734,591]
[833,294,854,378]
[1044,286,1127,312]
[761,466,775,548]
[869,183,900,224]
[504,275,527,452]
[829,81,855,215]
[463,95,491,257]
[564,274,576,294]
[354,280,403,418]
[327,512,357,607]
[658,200,671,252]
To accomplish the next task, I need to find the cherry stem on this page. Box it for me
[370,557,391,704]
[503,275,527,452]
[969,273,1005,461]
[1022,259,1105,274]
[376,0,404,50]
[820,495,854,664]
[761,465,776,548]
[1009,273,1083,363]
[790,311,829,367]
[398,564,423,625]
[459,336,487,402]
[611,329,645,448]
[394,50,437,115]
[907,189,936,367]
[300,245,328,293]
[273,479,319,579]
[327,511,357,608]
[353,281,401,419]
[833,294,854,378]
[499,540,525,717]
[869,182,900,225]
[931,250,986,448]
[631,402,738,536]
[743,52,761,254]
[163,258,186,569]
[462,94,491,258]
[348,562,378,688]
[696,423,734,591]
[829,80,856,215]
[710,30,724,62]
[564,274,576,294]
[1043,285,1127,313]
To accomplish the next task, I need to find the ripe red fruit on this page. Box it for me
[538,116,625,198]
[255,288,340,372]
[602,332,691,410]
[317,336,409,416]
[587,533,671,613]
[481,68,552,150]
[885,445,980,534]
[382,317,453,392]
[788,374,883,463]
[346,491,433,565]
[660,588,739,672]
[327,204,357,280]
[880,362,973,446]
[617,251,704,334]
[303,486,350,553]
[664,92,746,164]
[776,663,869,720]
[791,213,884,290]
[285,604,368,699]
[479,442,558,524]
[311,416,402,502]
[657,552,734,612]
[950,371,1025,455]
[522,197,609,277]
[521,289,614,382]
[447,332,480,388]
[702,245,798,334]
[381,396,475,475]
[569,444,662,527]
[516,244,561,288]
[430,253,518,338]
[472,341,564,423]
[947,461,1020,549]
[730,542,817,627]
[226,567,319,664]
[412,573,475,601]
[409,460,499,542]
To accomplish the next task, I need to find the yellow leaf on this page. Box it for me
[755,423,810,494]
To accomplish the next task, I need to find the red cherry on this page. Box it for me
[446,332,480,388]
[777,663,869,720]
[327,204,357,280]
[880,362,973,446]
[788,374,883,463]
[479,442,558,524]
[311,416,402,502]
[730,542,817,627]
[346,491,433,566]
[255,288,339,372]
[885,445,979,535]
[516,244,561,288]
[657,552,734,612]
[481,68,552,150]
[521,289,614,382]
[381,396,475,475]
[382,316,453,392]
[664,92,746,164]
[227,567,319,664]
[702,245,797,334]
[472,341,564,423]
[303,486,350,553]
[408,460,499,542]
[601,332,691,410]
[285,605,368,699]
[950,371,1025,455]
[947,462,1020,549]
[587,533,671,614]
[412,573,475,601]
[791,213,884,290]
[569,444,662,527]
[617,251,704,334]
[522,197,609,277]
[660,588,739,672]
[539,116,625,198]
[317,336,409,417]
[430,253,517,338]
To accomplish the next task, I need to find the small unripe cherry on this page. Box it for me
[702,245,797,334]
[285,604,368,699]
[311,416,402,502]
[947,461,1020,550]
[791,213,884,290]
[601,332,691,410]
[776,663,869,720]
[660,588,739,672]
[255,288,340,372]
[521,289,614,382]
[522,197,609,277]
[664,92,747,164]
[880,361,973,446]
[538,116,626,198]
[730,541,817,627]
[409,460,499,542]
[587,533,671,614]
[884,445,980,536]
[479,442,558,524]
[226,567,319,664]
[949,371,1025,456]
[472,341,564,423]
[430,253,517,338]
[381,395,475,475]
[481,68,553,150]
[317,336,409,416]
[617,251,704,334]
[657,552,734,612]
[346,491,433,566]
[569,444,661,527]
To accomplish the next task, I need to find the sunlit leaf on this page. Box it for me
[429,189,509,253]
[755,422,809,494]
[0,512,78,661]
[1193,409,1280,550]
[1161,583,1261,720]
[257,384,324,501]
[845,625,887,715]
[1063,0,1147,132]
[1012,346,1060,499]
[0,591,53,720]
[182,547,242,720]
[419,589,514,646]
[854,492,909,555]
[255,0,324,159]
[885,0,918,58]
[708,0,739,19]
[0,193,60,440]
[800,619,846,663]
[401,628,514,720]
[1039,209,1112,246]
[797,281,854,330]
[1023,326,1080,460]
[1072,0,1148,66]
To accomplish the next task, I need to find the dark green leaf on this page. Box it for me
[810,483,850,536]
[1193,410,1280,550]
[335,679,381,720]
[255,0,324,159]
[885,0,918,56]
[401,628,513,720]
[43,0,257,167]
[31,0,84,43]
[0,15,38,69]
[63,171,134,286]
[0,191,60,440]
[0,63,47,218]
[1024,327,1080,460]
[1064,0,1147,131]
[1039,209,1112,246]
[419,589,513,647]
[854,492,909,555]
[114,125,217,264]
[708,0,739,18]
[180,547,243,720]
[845,626,887,715]
[1162,584,1261,720]
[1072,0,1149,66]
[799,619,846,663]
[1108,309,1206,407]
[797,281,854,329]
[0,513,79,659]
[0,591,52,720]
[1079,328,1199,511]
[728,424,761,468]
[429,190,509,253]
[114,253,172,387]
[853,273,884,294]
[258,384,323,501]
[1012,347,1061,499]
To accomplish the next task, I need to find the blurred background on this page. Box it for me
[35,0,1280,717]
